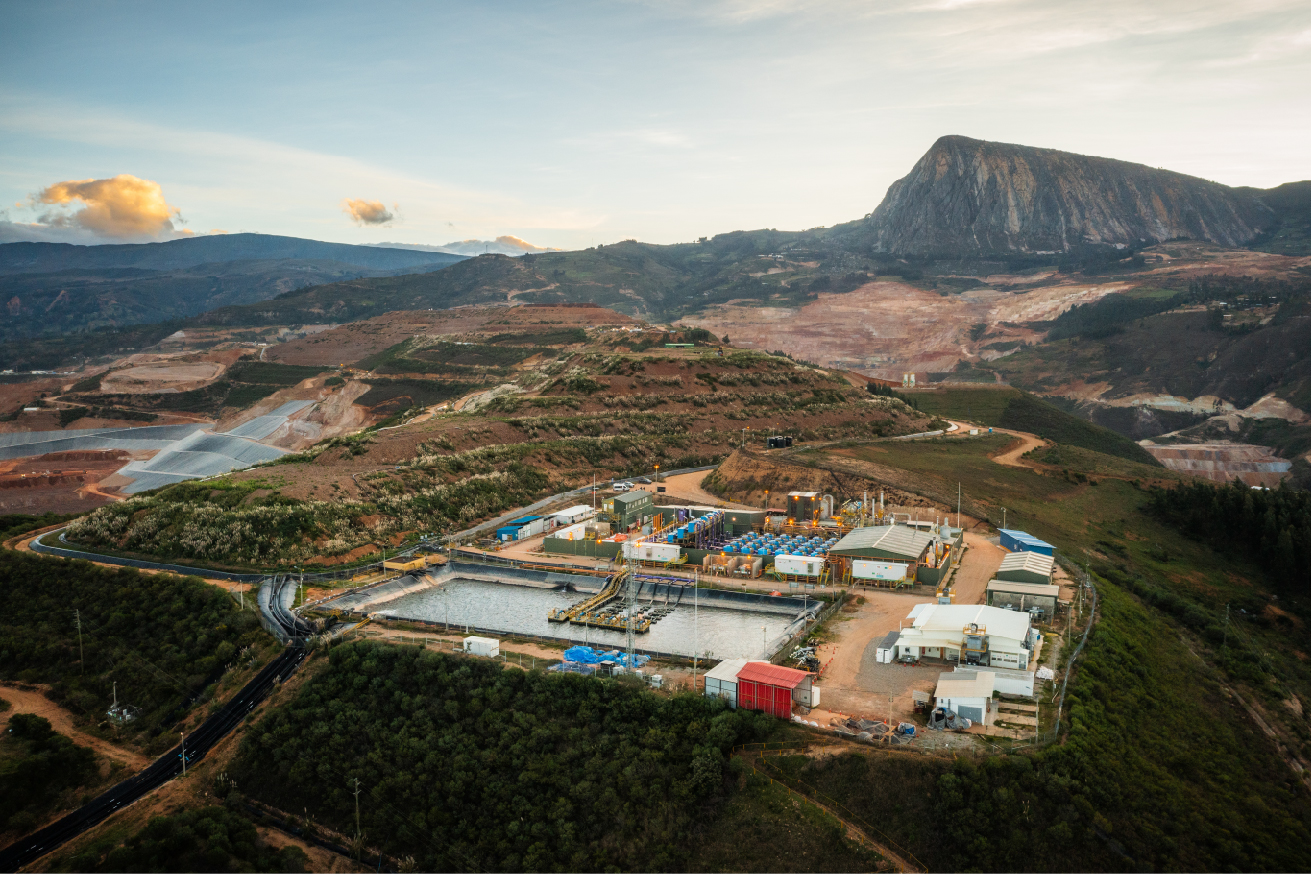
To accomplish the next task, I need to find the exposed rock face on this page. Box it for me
[856,135,1273,254]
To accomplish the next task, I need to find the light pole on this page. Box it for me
[762,625,767,658]
[1001,508,1007,529]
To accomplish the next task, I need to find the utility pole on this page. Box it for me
[1001,507,1007,529]
[180,732,186,776]
[693,573,699,689]
[1223,603,1231,649]
[957,482,961,529]
[74,609,83,673]
[352,778,362,841]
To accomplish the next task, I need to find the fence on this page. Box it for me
[1052,555,1098,739]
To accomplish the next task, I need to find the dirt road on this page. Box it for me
[635,470,756,509]
[950,532,1006,604]
[989,430,1048,468]
[0,684,151,770]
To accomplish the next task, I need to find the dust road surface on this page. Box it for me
[0,685,151,770]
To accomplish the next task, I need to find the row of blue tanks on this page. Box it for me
[719,532,839,558]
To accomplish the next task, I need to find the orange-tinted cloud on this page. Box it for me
[342,199,395,225]
[35,174,182,239]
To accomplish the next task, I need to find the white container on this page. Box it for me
[624,541,681,563]
[852,559,911,582]
[773,554,822,577]
[462,636,500,658]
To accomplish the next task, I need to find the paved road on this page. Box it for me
[0,647,306,872]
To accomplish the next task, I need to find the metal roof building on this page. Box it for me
[986,580,1060,618]
[934,670,996,725]
[995,551,1055,585]
[999,529,1055,556]
[894,603,1035,671]
[703,658,757,709]
[828,525,936,562]
[736,662,818,717]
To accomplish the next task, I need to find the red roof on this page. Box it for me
[737,662,809,689]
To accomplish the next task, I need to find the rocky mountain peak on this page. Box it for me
[853,135,1274,255]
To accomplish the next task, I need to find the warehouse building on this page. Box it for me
[999,529,1055,556]
[995,550,1055,585]
[987,580,1059,620]
[736,662,820,717]
[893,603,1036,670]
[496,515,546,541]
[828,524,952,586]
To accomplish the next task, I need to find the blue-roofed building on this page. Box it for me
[496,515,546,541]
[998,529,1055,556]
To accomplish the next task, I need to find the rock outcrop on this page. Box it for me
[852,135,1274,255]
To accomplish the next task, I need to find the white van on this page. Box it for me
[613,481,633,491]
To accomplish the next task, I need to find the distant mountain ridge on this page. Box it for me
[845,135,1277,255]
[368,236,563,257]
[0,232,466,276]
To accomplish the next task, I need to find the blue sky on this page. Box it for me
[2,0,1309,249]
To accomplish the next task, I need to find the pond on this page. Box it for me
[383,577,802,660]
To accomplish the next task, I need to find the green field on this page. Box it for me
[905,387,1160,464]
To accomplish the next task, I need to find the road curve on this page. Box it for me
[0,647,306,872]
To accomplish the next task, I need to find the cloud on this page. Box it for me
[342,198,396,225]
[33,174,183,240]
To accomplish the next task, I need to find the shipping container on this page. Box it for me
[463,636,500,658]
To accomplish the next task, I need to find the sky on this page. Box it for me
[2,0,1309,250]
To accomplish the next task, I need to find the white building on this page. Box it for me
[893,603,1036,670]
[934,670,996,725]
[551,504,595,526]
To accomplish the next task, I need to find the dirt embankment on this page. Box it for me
[702,449,976,521]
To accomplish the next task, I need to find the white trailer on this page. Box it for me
[852,559,911,582]
[773,554,823,577]
[462,636,500,658]
[624,541,681,563]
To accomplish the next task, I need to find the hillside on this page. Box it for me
[838,135,1276,255]
[58,332,934,569]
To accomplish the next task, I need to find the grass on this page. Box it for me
[903,387,1159,465]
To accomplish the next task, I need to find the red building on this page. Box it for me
[736,662,816,718]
